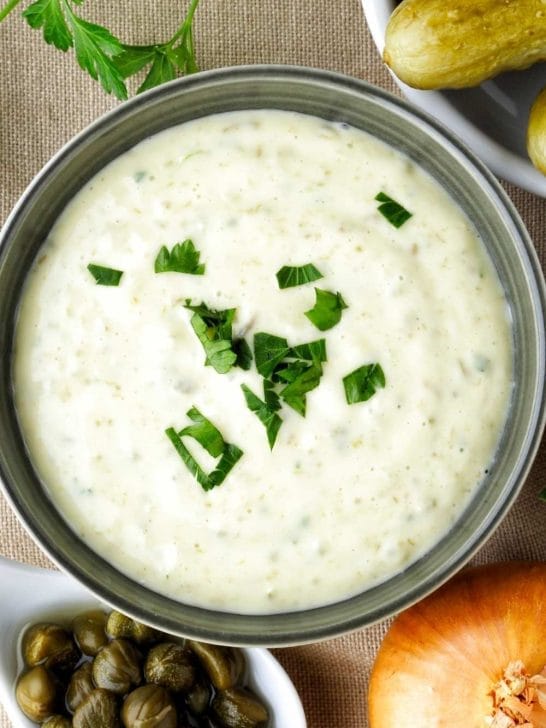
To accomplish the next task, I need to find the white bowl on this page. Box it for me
[0,557,306,728]
[362,0,546,196]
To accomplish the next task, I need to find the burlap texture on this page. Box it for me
[0,1,545,726]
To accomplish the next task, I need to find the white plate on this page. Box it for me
[0,557,307,728]
[362,0,546,196]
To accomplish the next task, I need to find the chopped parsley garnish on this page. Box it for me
[253,332,326,418]
[232,337,253,371]
[154,239,205,275]
[254,333,292,379]
[375,192,412,228]
[87,263,123,286]
[343,363,386,404]
[290,339,327,363]
[276,359,323,416]
[184,300,252,374]
[276,263,324,289]
[254,333,326,380]
[539,487,546,502]
[165,407,243,491]
[241,383,283,450]
[305,288,348,331]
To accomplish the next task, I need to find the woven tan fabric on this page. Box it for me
[0,1,545,726]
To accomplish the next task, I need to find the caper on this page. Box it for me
[43,716,72,728]
[23,623,79,672]
[15,665,59,722]
[72,610,109,656]
[144,642,195,693]
[73,688,120,728]
[185,674,211,715]
[121,685,177,728]
[187,642,244,690]
[66,661,94,713]
[106,612,157,644]
[93,639,142,695]
[211,688,269,728]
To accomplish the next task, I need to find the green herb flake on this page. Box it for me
[305,288,348,331]
[184,301,252,375]
[232,337,253,371]
[179,407,225,457]
[290,339,327,363]
[166,407,243,491]
[253,333,327,417]
[539,487,546,502]
[241,383,283,450]
[87,263,123,286]
[343,363,386,405]
[276,263,324,289]
[154,239,205,275]
[254,333,291,379]
[279,360,323,417]
[375,192,412,228]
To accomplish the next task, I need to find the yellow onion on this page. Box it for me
[369,562,546,728]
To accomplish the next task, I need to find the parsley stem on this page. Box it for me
[0,0,24,23]
[168,0,201,46]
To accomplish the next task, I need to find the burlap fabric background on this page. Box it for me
[1,1,545,726]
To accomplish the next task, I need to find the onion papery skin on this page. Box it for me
[368,562,546,728]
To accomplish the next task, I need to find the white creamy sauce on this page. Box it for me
[13,110,512,613]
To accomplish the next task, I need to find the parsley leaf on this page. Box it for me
[276,263,324,289]
[254,333,327,380]
[305,288,348,331]
[166,407,243,491]
[68,14,127,99]
[136,48,177,93]
[343,363,386,404]
[263,379,282,411]
[290,339,327,362]
[23,0,127,99]
[154,240,205,275]
[22,0,72,50]
[110,45,157,78]
[241,383,283,450]
[254,333,291,379]
[253,333,327,418]
[184,301,252,374]
[539,487,546,502]
[179,406,225,457]
[19,0,201,100]
[232,337,253,371]
[278,360,323,416]
[375,192,412,228]
[87,263,123,286]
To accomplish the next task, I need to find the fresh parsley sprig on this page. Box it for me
[2,0,201,99]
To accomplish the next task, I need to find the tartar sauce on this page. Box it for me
[13,110,512,613]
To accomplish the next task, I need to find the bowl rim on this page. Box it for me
[1,64,545,646]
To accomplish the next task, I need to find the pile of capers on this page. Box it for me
[15,609,270,727]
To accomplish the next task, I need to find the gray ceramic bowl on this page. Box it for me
[0,66,545,646]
